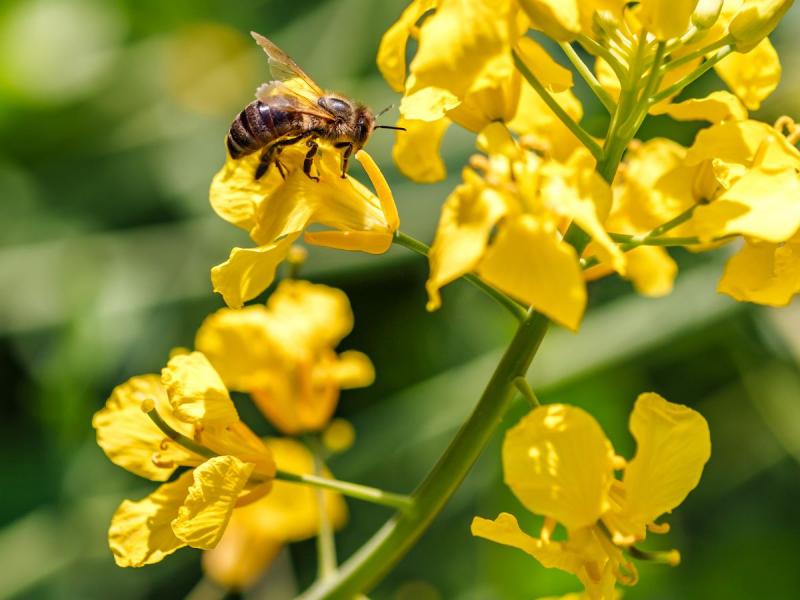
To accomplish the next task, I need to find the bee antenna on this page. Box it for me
[376,104,394,118]
[374,125,407,131]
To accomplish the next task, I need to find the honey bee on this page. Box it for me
[227,32,403,181]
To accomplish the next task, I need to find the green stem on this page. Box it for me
[661,34,733,73]
[298,310,551,599]
[650,46,733,105]
[513,376,541,408]
[145,409,216,459]
[275,470,415,514]
[576,33,627,83]
[309,438,338,581]
[513,50,604,162]
[559,42,616,113]
[393,231,527,322]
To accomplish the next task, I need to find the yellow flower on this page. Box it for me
[196,279,374,435]
[210,145,398,308]
[472,393,710,599]
[92,352,276,567]
[203,438,348,590]
[426,123,623,330]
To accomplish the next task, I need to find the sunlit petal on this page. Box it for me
[161,351,239,426]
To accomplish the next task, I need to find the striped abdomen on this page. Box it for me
[226,98,302,159]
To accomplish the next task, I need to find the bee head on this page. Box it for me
[353,107,375,148]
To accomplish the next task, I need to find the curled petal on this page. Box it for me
[478,216,586,331]
[108,471,193,567]
[93,375,199,481]
[162,352,239,426]
[718,235,800,305]
[649,91,747,123]
[211,234,300,308]
[502,404,616,530]
[171,455,255,549]
[303,230,394,254]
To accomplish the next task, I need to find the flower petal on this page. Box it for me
[211,234,300,309]
[639,0,698,40]
[303,230,394,254]
[518,0,580,41]
[426,175,508,310]
[399,85,461,121]
[714,37,780,110]
[649,90,747,123]
[502,404,616,530]
[471,513,585,574]
[376,0,438,92]
[685,119,800,170]
[617,393,710,539]
[328,350,375,389]
[691,168,800,243]
[93,375,200,481]
[162,352,239,426]
[478,216,586,331]
[718,235,800,305]
[514,37,574,92]
[625,246,678,297]
[391,116,450,183]
[171,455,255,549]
[108,471,193,567]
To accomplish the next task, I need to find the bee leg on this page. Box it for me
[334,142,353,178]
[255,146,279,180]
[303,138,320,182]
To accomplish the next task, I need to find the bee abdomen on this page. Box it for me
[227,101,277,159]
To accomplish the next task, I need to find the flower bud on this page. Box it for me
[692,0,723,30]
[592,9,620,38]
[729,0,794,53]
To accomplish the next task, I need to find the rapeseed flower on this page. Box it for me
[92,352,276,567]
[472,393,710,599]
[196,279,373,434]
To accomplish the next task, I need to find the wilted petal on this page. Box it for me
[172,455,255,549]
[211,234,300,309]
[613,393,710,541]
[649,90,747,123]
[478,216,586,331]
[426,174,508,310]
[93,375,200,481]
[502,404,616,530]
[108,471,193,567]
[392,116,450,183]
[471,513,585,574]
[161,352,239,426]
[718,236,800,305]
[714,37,780,110]
[691,168,800,243]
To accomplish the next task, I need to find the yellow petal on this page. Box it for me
[502,404,616,529]
[649,90,747,123]
[171,455,255,549]
[303,230,394,254]
[93,375,200,481]
[714,37,780,110]
[391,116,450,183]
[426,175,508,311]
[518,0,580,40]
[162,351,239,426]
[355,150,399,231]
[195,305,285,392]
[514,37,573,92]
[329,350,375,389]
[729,0,793,52]
[478,216,586,331]
[202,421,276,480]
[399,85,461,121]
[322,418,357,454]
[616,393,710,539]
[471,513,586,575]
[202,526,282,590]
[376,0,438,92]
[625,246,678,297]
[595,57,620,103]
[691,168,800,243]
[267,280,354,349]
[108,471,193,567]
[718,235,800,305]
[639,0,699,39]
[210,233,300,309]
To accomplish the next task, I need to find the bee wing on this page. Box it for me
[255,82,336,121]
[251,32,324,104]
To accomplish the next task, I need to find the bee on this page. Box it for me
[227,32,403,181]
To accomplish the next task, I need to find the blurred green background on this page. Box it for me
[2,1,800,598]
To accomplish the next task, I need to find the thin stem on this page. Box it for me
[513,377,540,408]
[513,50,604,162]
[393,231,527,322]
[661,34,733,73]
[559,42,616,113]
[145,408,216,459]
[651,46,734,105]
[275,470,415,514]
[309,437,338,580]
[577,34,627,83]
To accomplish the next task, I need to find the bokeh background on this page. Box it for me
[2,1,800,598]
